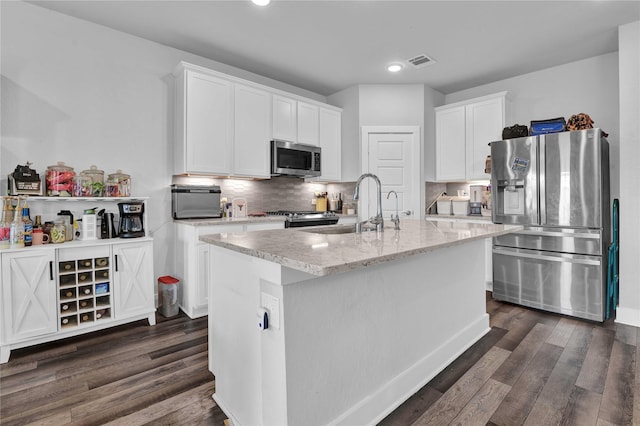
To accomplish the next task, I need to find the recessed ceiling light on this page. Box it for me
[252,0,270,5]
[387,63,403,73]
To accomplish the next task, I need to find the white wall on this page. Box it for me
[1,2,327,280]
[616,21,640,327]
[442,53,620,202]
[358,84,425,128]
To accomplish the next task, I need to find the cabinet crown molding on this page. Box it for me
[174,61,342,112]
[435,91,509,111]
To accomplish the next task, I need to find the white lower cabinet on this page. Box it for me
[1,250,57,352]
[113,241,155,318]
[175,220,284,318]
[0,239,155,364]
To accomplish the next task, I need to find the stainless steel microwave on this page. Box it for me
[271,140,321,177]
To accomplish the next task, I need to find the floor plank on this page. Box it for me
[597,339,635,425]
[448,378,511,426]
[491,322,554,386]
[547,317,580,348]
[575,327,615,394]
[489,342,563,425]
[410,346,511,426]
[522,322,594,426]
[560,386,602,426]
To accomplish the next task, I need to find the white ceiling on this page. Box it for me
[28,0,640,96]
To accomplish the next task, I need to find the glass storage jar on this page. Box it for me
[45,162,75,197]
[107,170,131,197]
[72,175,92,197]
[80,165,105,196]
[51,219,66,244]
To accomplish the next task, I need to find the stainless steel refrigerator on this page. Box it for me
[491,128,610,321]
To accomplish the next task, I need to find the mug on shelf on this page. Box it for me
[32,228,49,245]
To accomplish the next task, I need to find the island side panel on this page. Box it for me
[208,245,289,426]
[282,239,489,426]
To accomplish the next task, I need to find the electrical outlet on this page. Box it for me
[311,198,317,205]
[261,292,280,329]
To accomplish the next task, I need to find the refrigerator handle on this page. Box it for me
[538,135,546,225]
[493,246,601,266]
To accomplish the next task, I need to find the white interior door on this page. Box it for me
[360,126,421,220]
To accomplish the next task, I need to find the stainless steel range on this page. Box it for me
[266,210,339,228]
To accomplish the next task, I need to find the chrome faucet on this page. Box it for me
[353,173,384,233]
[387,190,400,230]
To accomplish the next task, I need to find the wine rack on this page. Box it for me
[58,247,112,329]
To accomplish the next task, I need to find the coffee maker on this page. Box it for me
[117,202,145,238]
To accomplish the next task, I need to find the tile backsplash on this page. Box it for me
[173,176,490,216]
[174,175,355,213]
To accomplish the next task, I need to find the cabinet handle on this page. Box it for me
[114,255,118,272]
[49,261,54,281]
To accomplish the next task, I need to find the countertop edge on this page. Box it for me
[201,224,522,277]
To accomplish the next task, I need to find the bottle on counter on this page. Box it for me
[0,197,12,249]
[22,204,33,247]
[9,197,24,249]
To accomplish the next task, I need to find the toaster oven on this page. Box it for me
[171,184,222,219]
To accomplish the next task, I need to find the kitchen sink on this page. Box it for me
[298,224,357,235]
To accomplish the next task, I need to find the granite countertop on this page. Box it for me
[200,219,522,276]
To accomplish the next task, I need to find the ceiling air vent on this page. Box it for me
[407,54,436,69]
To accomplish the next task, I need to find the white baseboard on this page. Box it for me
[615,306,640,327]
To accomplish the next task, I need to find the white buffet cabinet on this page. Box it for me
[174,218,285,319]
[0,238,155,363]
[0,197,155,363]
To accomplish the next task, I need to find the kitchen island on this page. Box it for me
[201,219,521,426]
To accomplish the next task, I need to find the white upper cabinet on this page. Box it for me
[435,92,508,181]
[176,69,233,175]
[465,96,506,180]
[174,62,341,179]
[297,102,319,146]
[234,84,271,178]
[317,108,341,181]
[272,95,297,142]
[435,105,466,181]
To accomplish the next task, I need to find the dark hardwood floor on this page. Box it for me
[1,294,637,425]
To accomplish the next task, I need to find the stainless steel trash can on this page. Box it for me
[158,275,180,317]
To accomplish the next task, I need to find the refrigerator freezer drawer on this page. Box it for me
[493,227,602,256]
[492,246,604,321]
